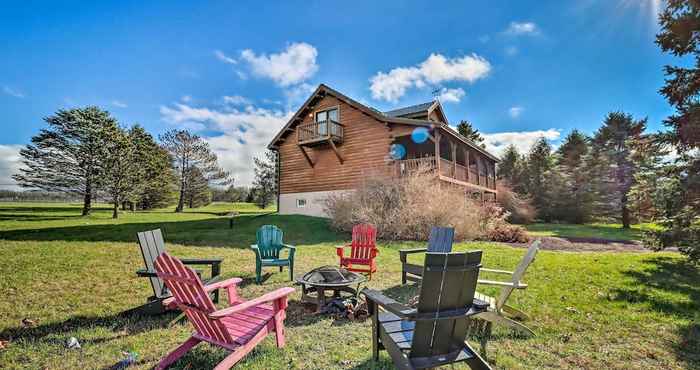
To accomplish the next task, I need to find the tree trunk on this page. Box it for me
[82,180,92,216]
[176,160,186,213]
[621,194,631,229]
[112,201,119,219]
[129,202,135,212]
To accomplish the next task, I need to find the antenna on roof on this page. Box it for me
[431,88,441,101]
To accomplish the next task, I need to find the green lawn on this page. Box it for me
[525,222,660,242]
[0,203,697,369]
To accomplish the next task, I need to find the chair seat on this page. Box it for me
[260,258,291,266]
[378,312,480,368]
[218,303,275,346]
[340,257,373,264]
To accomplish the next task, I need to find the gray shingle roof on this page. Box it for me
[383,101,434,118]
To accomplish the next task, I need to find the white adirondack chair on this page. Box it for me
[474,239,540,336]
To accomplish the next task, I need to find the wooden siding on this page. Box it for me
[278,95,392,194]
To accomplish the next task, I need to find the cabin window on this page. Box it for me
[315,108,338,136]
[296,199,307,208]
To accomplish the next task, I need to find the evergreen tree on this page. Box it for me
[525,137,554,221]
[13,106,119,216]
[102,126,138,219]
[184,166,212,208]
[554,130,593,223]
[650,0,700,260]
[497,144,520,183]
[160,129,231,212]
[252,150,278,209]
[590,112,646,228]
[129,126,176,210]
[456,120,485,147]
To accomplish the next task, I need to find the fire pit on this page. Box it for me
[295,266,366,312]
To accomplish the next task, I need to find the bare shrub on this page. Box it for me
[324,166,517,241]
[485,223,531,243]
[496,182,536,224]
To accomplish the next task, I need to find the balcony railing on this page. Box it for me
[297,120,343,145]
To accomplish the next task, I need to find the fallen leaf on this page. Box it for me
[21,318,37,328]
[0,340,9,350]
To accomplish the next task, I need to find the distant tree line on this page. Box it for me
[13,107,232,218]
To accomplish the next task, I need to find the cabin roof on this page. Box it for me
[267,83,498,162]
[383,101,435,118]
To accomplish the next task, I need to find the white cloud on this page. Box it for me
[214,50,238,65]
[3,86,25,98]
[111,100,128,108]
[437,87,465,103]
[240,42,318,87]
[0,144,24,190]
[508,106,524,118]
[223,95,251,106]
[483,129,561,156]
[160,101,292,186]
[505,21,539,35]
[369,53,491,102]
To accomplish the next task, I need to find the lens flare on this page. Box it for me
[390,143,406,160]
[411,127,430,144]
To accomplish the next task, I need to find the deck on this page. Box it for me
[393,156,497,194]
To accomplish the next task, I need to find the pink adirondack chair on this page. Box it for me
[336,224,378,279]
[154,252,295,370]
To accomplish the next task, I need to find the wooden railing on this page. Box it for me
[395,156,496,190]
[297,120,343,144]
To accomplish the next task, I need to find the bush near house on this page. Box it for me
[324,167,529,242]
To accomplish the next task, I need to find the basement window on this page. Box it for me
[296,199,307,208]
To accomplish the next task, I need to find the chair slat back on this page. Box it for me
[350,224,377,260]
[426,226,454,253]
[137,229,168,297]
[410,251,482,358]
[155,252,233,345]
[256,225,284,259]
[496,239,539,309]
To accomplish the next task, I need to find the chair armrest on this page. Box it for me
[480,268,514,275]
[203,277,242,292]
[398,248,427,262]
[281,244,296,258]
[138,268,203,278]
[250,245,261,258]
[477,279,528,289]
[180,258,223,265]
[362,288,416,319]
[336,244,349,258]
[209,287,295,318]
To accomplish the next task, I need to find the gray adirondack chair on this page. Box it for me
[363,251,492,370]
[136,229,223,314]
[474,239,540,336]
[399,226,454,284]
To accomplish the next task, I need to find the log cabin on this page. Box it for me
[268,84,499,217]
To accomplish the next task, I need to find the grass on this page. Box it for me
[0,202,698,369]
[525,222,660,242]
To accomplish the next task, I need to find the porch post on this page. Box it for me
[451,142,457,179]
[465,149,471,183]
[434,130,441,175]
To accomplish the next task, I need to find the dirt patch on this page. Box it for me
[507,236,650,252]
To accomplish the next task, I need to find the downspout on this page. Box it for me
[274,148,281,214]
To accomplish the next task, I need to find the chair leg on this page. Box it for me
[255,263,262,284]
[502,304,529,320]
[289,261,294,282]
[279,266,283,272]
[156,336,201,370]
[401,267,407,285]
[477,311,535,336]
[273,299,287,348]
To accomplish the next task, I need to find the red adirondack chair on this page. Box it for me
[154,252,295,370]
[336,224,378,279]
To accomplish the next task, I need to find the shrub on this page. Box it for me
[324,166,519,241]
[496,182,536,224]
[484,223,531,243]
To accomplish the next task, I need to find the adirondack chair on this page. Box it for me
[399,226,454,284]
[363,251,492,370]
[474,239,540,336]
[251,225,296,284]
[154,252,295,370]
[136,229,223,313]
[336,223,378,279]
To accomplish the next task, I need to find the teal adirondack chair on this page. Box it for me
[251,225,296,284]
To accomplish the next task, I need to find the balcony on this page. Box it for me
[297,120,344,146]
[393,156,496,192]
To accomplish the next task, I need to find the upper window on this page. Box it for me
[316,108,338,123]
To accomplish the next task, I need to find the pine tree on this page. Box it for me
[252,150,278,209]
[498,145,520,183]
[590,112,646,228]
[102,126,138,219]
[525,137,554,222]
[456,120,485,147]
[554,130,593,223]
[184,167,212,208]
[160,129,231,212]
[651,0,700,260]
[13,106,119,216]
[128,126,176,210]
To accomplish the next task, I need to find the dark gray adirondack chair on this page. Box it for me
[363,251,491,370]
[399,226,455,284]
[136,229,223,314]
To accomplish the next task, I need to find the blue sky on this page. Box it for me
[0,0,673,186]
